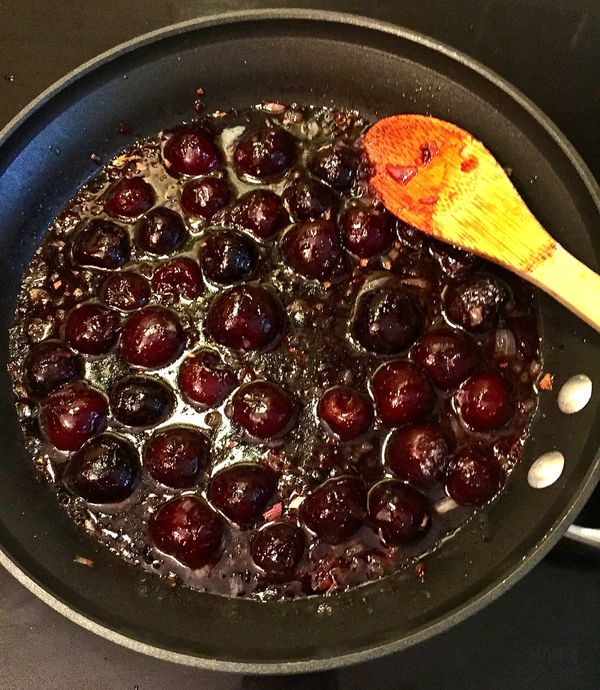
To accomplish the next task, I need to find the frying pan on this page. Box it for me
[0,10,599,674]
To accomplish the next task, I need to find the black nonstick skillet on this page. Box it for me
[0,10,598,674]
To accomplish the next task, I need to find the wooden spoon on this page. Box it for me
[363,114,600,331]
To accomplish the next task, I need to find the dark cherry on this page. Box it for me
[340,206,394,259]
[318,386,373,441]
[40,382,108,451]
[105,177,155,218]
[180,177,232,219]
[446,446,505,506]
[121,306,184,368]
[351,286,421,355]
[396,221,427,250]
[163,126,221,176]
[110,375,174,428]
[310,142,360,191]
[300,476,367,545]
[233,126,296,181]
[371,361,435,428]
[64,433,139,503]
[144,427,209,488]
[281,220,342,281]
[199,228,259,285]
[64,303,120,356]
[101,270,150,311]
[282,176,337,222]
[209,463,277,527]
[71,219,131,270]
[24,341,84,397]
[151,257,202,300]
[411,328,477,390]
[231,381,296,440]
[150,496,224,569]
[429,239,481,279]
[455,371,515,432]
[385,424,450,489]
[230,189,289,241]
[368,480,431,545]
[135,207,188,255]
[445,277,506,333]
[206,285,284,352]
[251,522,305,578]
[178,349,236,408]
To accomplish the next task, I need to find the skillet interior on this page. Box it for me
[0,12,599,673]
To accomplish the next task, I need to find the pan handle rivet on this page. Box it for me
[527,451,564,489]
[557,374,592,414]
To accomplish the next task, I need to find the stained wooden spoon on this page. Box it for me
[363,114,600,331]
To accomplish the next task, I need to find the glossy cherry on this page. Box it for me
[40,382,108,451]
[385,424,450,489]
[233,126,296,181]
[150,496,225,569]
[71,219,131,270]
[64,303,120,356]
[371,361,434,428]
[178,349,236,408]
[368,480,431,544]
[445,276,505,333]
[281,220,342,281]
[163,126,221,176]
[144,427,209,488]
[209,463,277,527]
[310,142,360,191]
[121,306,184,368]
[232,381,296,440]
[199,228,259,286]
[64,433,139,503]
[101,270,150,312]
[206,285,284,352]
[282,176,338,222]
[352,286,421,355]
[110,375,174,428]
[136,207,188,255]
[24,341,84,397]
[446,446,505,505]
[300,476,367,545]
[411,328,477,390]
[317,386,373,441]
[429,239,481,279]
[105,177,155,218]
[230,189,289,241]
[251,522,305,578]
[180,177,232,220]
[340,206,394,259]
[455,371,515,432]
[151,257,202,300]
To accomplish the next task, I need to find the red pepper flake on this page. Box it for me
[195,86,205,96]
[460,156,479,173]
[193,99,205,113]
[419,195,438,205]
[118,121,132,135]
[261,101,287,114]
[420,141,440,165]
[74,555,95,568]
[90,153,102,165]
[539,372,554,391]
[263,502,283,521]
[386,164,418,185]
[414,560,426,583]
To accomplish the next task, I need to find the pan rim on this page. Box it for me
[0,8,599,675]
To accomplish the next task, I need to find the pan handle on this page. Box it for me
[565,524,600,549]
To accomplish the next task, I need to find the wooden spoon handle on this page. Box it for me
[529,244,600,331]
